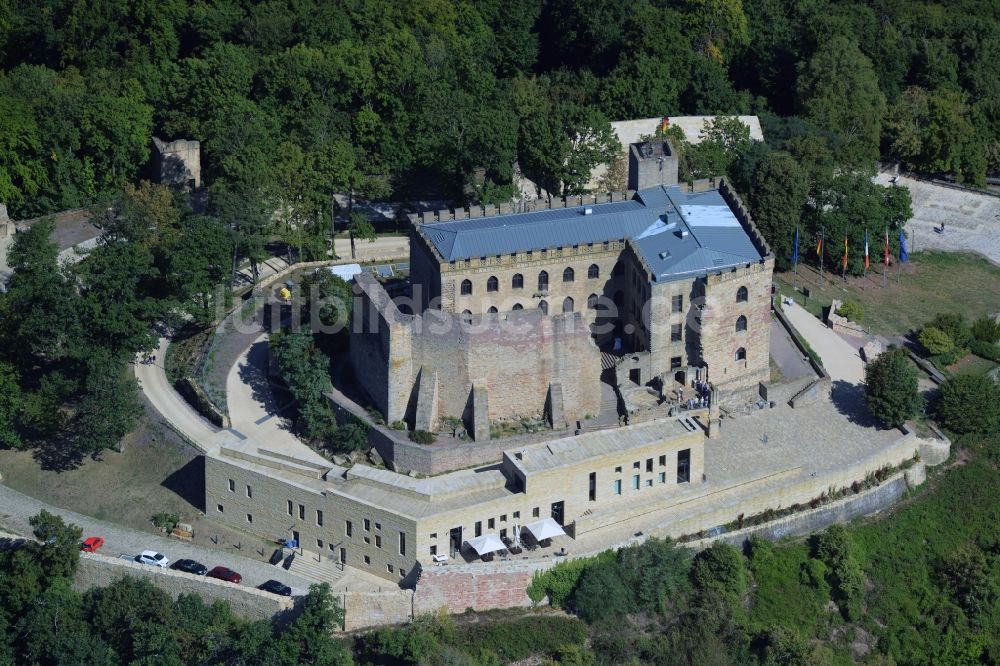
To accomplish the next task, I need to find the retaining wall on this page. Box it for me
[75,552,294,622]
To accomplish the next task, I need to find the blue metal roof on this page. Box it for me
[418,186,765,283]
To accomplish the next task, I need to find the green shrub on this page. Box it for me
[970,339,1000,363]
[573,560,634,623]
[937,374,1000,434]
[971,315,1000,344]
[527,553,614,607]
[835,299,864,322]
[458,616,588,662]
[931,348,964,367]
[690,542,748,608]
[151,512,180,532]
[811,525,865,620]
[409,429,437,444]
[390,420,407,430]
[928,313,971,348]
[918,326,954,355]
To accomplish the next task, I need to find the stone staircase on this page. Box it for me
[283,548,348,587]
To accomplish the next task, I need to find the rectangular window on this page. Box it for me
[364,518,371,531]
[646,458,653,473]
[430,532,437,539]
[217,504,224,512]
[228,479,235,492]
[375,522,381,531]
[316,510,323,527]
[488,518,495,529]
[475,521,482,537]
[671,356,682,370]
[672,294,683,313]
[533,507,540,518]
[678,449,691,484]
[246,514,253,524]
[246,485,252,498]
[500,528,507,540]
[614,479,622,495]
[364,536,370,544]
[346,520,353,537]
[375,535,382,548]
[659,472,666,484]
[513,511,520,519]
[633,474,640,490]
[298,504,305,520]
[646,479,653,487]
[364,555,370,565]
[614,465,622,473]
[659,455,666,467]
[430,545,438,556]
[317,539,324,549]
[287,500,293,516]
[399,531,406,556]
[589,472,597,501]
[671,323,682,342]
[387,564,394,573]
[500,514,507,523]
[633,460,640,469]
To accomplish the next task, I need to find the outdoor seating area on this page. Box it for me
[459,518,569,563]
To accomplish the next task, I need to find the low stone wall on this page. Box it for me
[789,376,831,407]
[75,552,294,622]
[176,376,230,428]
[682,466,917,550]
[342,589,414,631]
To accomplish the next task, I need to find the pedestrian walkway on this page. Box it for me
[781,301,864,385]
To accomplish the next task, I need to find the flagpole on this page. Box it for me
[819,228,824,286]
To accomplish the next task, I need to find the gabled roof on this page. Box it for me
[417,185,766,284]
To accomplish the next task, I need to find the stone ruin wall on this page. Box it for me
[350,275,602,430]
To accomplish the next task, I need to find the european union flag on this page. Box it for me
[792,226,799,267]
[899,229,908,263]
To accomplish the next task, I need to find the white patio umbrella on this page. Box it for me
[513,524,521,548]
[465,534,506,556]
[523,517,566,541]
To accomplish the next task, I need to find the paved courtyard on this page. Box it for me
[874,172,1000,265]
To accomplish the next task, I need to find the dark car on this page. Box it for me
[171,558,208,576]
[207,566,242,584]
[258,579,292,596]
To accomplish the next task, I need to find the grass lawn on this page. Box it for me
[774,251,1000,338]
[946,353,998,377]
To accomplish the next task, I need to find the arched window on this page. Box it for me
[487,306,498,314]
[587,293,599,309]
[736,286,748,303]
[512,303,523,311]
[512,273,524,289]
[735,347,746,361]
[588,264,599,279]
[563,297,574,313]
[462,309,473,323]
[563,267,574,283]
[539,300,548,315]
[487,276,499,292]
[461,279,472,295]
[736,315,748,333]
[538,271,549,291]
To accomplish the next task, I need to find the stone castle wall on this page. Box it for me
[152,137,201,190]
[350,275,602,428]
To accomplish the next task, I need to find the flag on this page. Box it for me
[883,229,890,266]
[816,235,823,257]
[864,229,870,270]
[899,228,908,263]
[792,227,799,268]
[842,236,848,270]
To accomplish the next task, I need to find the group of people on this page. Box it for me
[677,380,711,411]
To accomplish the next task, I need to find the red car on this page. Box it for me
[81,536,104,553]
[207,566,242,584]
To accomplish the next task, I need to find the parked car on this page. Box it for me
[171,558,208,576]
[136,550,170,568]
[81,536,104,553]
[258,579,292,596]
[207,566,242,584]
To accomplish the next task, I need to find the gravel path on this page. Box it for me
[0,483,314,595]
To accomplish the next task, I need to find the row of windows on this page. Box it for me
[461,264,606,296]
[462,294,605,318]
[605,450,691,497]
